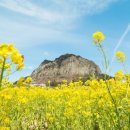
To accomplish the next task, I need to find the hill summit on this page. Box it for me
[31,54,101,85]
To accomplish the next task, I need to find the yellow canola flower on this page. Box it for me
[0,73,130,129]
[18,97,28,104]
[0,50,8,58]
[115,70,124,80]
[16,63,24,70]
[16,77,32,87]
[0,127,10,130]
[0,92,12,100]
[64,107,74,118]
[0,44,15,58]
[4,64,11,69]
[16,77,25,85]
[3,117,10,125]
[11,53,24,64]
[0,43,24,88]
[116,51,125,62]
[0,43,24,68]
[6,44,15,52]
[25,77,32,84]
[82,111,92,118]
[93,32,105,44]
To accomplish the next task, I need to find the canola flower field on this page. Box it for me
[1,78,130,130]
[0,32,130,130]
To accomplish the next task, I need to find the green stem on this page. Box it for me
[105,82,121,129]
[99,44,108,72]
[122,61,127,74]
[129,113,130,130]
[3,70,17,78]
[98,44,121,129]
[125,75,130,98]
[0,57,6,89]
[121,61,129,98]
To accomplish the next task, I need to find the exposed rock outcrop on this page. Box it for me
[31,54,101,85]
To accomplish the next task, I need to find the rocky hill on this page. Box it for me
[31,54,101,85]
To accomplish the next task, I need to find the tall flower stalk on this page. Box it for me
[115,51,130,98]
[0,58,6,88]
[92,32,121,129]
[116,51,127,72]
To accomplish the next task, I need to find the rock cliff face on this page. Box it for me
[31,54,101,85]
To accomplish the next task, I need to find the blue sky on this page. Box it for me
[0,0,130,81]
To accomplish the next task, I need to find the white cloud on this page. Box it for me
[0,0,120,49]
[0,23,81,49]
[0,0,119,25]
[0,0,66,24]
[0,14,88,48]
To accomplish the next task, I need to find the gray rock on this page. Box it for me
[31,54,101,85]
